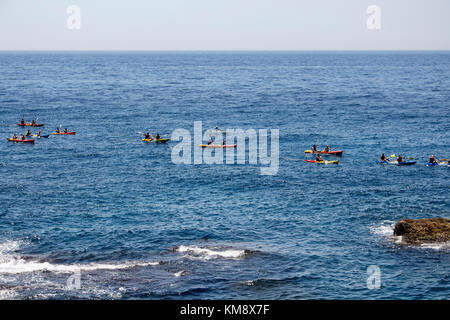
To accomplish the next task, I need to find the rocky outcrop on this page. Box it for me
[394,218,450,244]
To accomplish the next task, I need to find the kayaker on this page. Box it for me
[207,137,213,145]
[21,134,26,140]
[37,130,41,137]
[26,129,32,136]
[397,154,404,163]
[31,119,36,125]
[64,128,68,133]
[155,133,161,140]
[56,127,61,133]
[20,118,25,125]
[324,145,330,152]
[312,144,317,153]
[12,133,17,140]
[144,132,151,139]
[429,155,439,164]
[315,154,324,162]
[380,153,388,161]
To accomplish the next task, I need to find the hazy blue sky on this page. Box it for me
[0,0,449,50]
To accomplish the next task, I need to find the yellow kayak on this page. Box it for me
[304,160,339,164]
[142,138,169,143]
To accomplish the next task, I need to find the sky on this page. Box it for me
[0,0,449,50]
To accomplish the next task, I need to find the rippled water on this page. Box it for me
[0,52,449,299]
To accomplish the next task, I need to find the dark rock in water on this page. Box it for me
[394,218,450,243]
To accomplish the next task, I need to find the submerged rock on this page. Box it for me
[394,218,450,244]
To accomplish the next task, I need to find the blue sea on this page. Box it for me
[0,51,449,300]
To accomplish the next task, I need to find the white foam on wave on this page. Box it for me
[419,242,450,250]
[370,221,395,236]
[175,245,247,260]
[174,270,186,277]
[0,240,159,275]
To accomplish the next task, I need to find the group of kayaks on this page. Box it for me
[304,146,449,167]
[377,153,449,167]
[7,118,76,144]
[140,127,238,148]
[304,145,342,164]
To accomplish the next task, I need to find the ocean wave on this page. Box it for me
[0,240,159,274]
[173,245,254,260]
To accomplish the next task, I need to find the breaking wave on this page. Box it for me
[173,245,254,260]
[0,240,159,275]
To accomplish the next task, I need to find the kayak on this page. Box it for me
[304,150,343,156]
[304,159,339,164]
[52,132,76,135]
[200,144,237,148]
[377,160,416,166]
[142,138,169,143]
[31,134,49,138]
[425,162,447,166]
[396,161,416,166]
[17,123,44,127]
[7,138,34,143]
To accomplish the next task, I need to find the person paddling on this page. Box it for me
[21,134,26,140]
[64,128,68,133]
[315,154,324,162]
[397,154,404,163]
[429,154,439,164]
[312,144,317,153]
[380,153,388,161]
[155,133,161,140]
[56,127,61,133]
[12,133,17,140]
[144,132,151,139]
[26,129,32,136]
[324,145,330,152]
[31,119,36,126]
[20,118,25,125]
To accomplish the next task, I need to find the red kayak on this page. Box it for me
[304,150,343,156]
[7,138,35,143]
[52,131,76,135]
[17,123,44,127]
